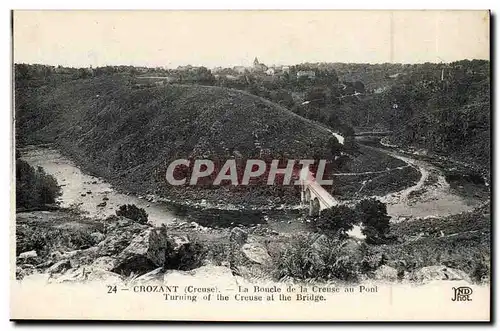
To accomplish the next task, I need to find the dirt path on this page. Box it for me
[364,145,483,220]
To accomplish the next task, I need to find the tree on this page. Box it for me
[355,199,391,244]
[312,205,357,238]
[16,159,61,210]
[116,204,149,224]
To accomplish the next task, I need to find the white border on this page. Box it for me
[2,1,498,330]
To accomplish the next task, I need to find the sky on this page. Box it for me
[13,10,490,68]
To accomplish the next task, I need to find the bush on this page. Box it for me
[17,225,97,257]
[271,235,361,282]
[356,198,391,244]
[116,204,148,224]
[311,205,357,238]
[16,159,61,209]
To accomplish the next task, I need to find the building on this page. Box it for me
[233,66,247,74]
[297,70,316,79]
[253,57,268,73]
[265,68,275,76]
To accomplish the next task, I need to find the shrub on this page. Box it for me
[16,159,61,209]
[116,204,148,224]
[311,205,357,238]
[356,198,391,244]
[271,235,361,282]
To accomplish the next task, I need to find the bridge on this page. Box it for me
[299,166,339,216]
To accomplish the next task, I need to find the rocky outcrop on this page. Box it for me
[47,260,72,274]
[18,250,37,259]
[112,228,171,276]
[407,265,472,284]
[96,217,149,256]
[230,227,248,246]
[241,242,271,265]
[91,256,116,271]
[373,265,398,282]
[54,265,124,284]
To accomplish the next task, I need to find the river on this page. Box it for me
[19,145,304,232]
[19,144,487,231]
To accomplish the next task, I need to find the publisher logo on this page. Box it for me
[451,287,472,302]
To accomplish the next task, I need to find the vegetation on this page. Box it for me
[16,158,61,210]
[356,198,391,244]
[15,74,345,206]
[16,211,103,256]
[310,205,357,238]
[310,198,391,244]
[271,235,361,282]
[116,204,149,224]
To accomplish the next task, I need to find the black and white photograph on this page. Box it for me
[10,10,491,321]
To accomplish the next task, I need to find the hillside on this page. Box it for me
[15,75,341,206]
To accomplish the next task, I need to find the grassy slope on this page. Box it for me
[16,75,338,205]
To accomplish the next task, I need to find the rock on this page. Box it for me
[230,227,248,246]
[98,219,148,256]
[47,260,72,274]
[19,250,37,259]
[241,243,271,265]
[60,247,99,266]
[103,197,109,201]
[133,267,164,283]
[170,235,190,251]
[49,251,64,261]
[86,191,92,194]
[97,202,107,207]
[81,193,86,197]
[35,260,55,269]
[54,266,123,284]
[16,264,37,280]
[408,265,472,284]
[373,265,398,282]
[112,228,171,276]
[60,250,81,259]
[90,232,105,243]
[91,256,117,271]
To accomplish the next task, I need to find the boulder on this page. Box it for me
[47,259,72,274]
[373,265,398,282]
[54,266,123,284]
[60,247,98,266]
[112,228,171,276]
[230,227,248,246]
[408,265,472,284]
[133,267,164,283]
[97,219,148,256]
[18,250,37,259]
[169,236,190,251]
[91,256,117,271]
[241,243,271,265]
[90,232,106,244]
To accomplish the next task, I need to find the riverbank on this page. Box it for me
[15,205,489,286]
